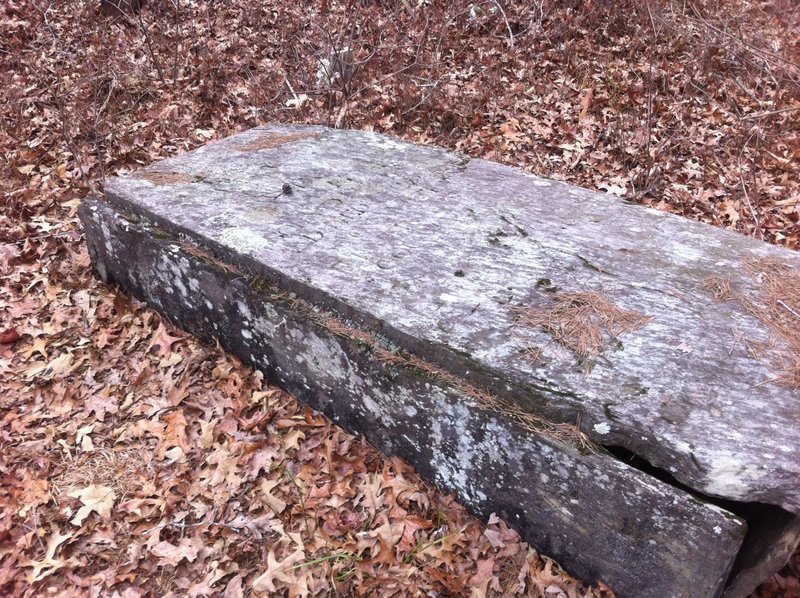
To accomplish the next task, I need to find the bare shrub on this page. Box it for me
[100,0,145,17]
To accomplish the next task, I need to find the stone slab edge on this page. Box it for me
[79,198,750,598]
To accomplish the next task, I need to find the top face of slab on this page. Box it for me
[104,124,800,512]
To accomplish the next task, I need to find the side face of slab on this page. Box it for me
[100,124,800,516]
[724,508,800,598]
[80,198,746,598]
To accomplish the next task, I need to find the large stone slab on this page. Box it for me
[81,199,746,597]
[80,124,800,596]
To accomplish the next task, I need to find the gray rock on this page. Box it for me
[80,124,800,596]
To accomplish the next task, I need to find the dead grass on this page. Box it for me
[704,259,800,388]
[51,446,155,497]
[703,275,735,301]
[515,292,651,361]
[132,171,193,185]
[744,259,800,388]
[236,131,321,151]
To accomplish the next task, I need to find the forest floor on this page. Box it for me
[1,0,799,596]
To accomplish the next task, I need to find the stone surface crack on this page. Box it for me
[576,254,615,276]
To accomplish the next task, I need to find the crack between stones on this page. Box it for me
[604,444,798,596]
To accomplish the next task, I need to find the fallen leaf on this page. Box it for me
[579,86,594,120]
[469,558,496,598]
[25,529,74,583]
[227,513,275,540]
[68,485,117,525]
[199,417,218,448]
[26,351,75,379]
[224,574,244,598]
[252,547,305,593]
[719,199,741,226]
[148,322,184,357]
[76,424,95,452]
[483,527,505,549]
[150,537,204,567]
[286,94,309,108]
[22,335,50,359]
[260,478,287,514]
[0,243,20,274]
[0,328,22,344]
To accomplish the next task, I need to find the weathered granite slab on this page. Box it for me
[80,198,746,597]
[79,124,800,595]
[99,124,800,515]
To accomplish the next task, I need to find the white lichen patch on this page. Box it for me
[154,254,192,299]
[672,440,693,455]
[428,400,488,505]
[218,227,269,255]
[288,328,351,387]
[369,134,410,151]
[593,422,611,435]
[702,451,769,500]
[236,300,252,320]
[248,310,281,340]
[362,394,382,419]
[670,242,703,262]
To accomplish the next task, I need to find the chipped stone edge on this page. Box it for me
[176,229,597,453]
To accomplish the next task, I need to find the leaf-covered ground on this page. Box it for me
[1,0,798,596]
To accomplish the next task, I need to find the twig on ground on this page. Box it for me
[142,520,244,534]
[777,300,800,321]
[739,169,763,240]
[741,106,800,120]
[137,9,165,83]
[491,0,515,48]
